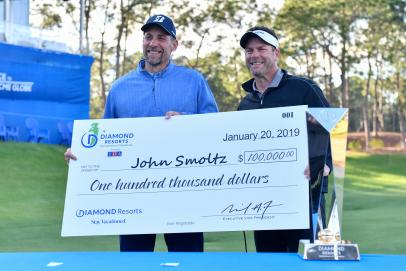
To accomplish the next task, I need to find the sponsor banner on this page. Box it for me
[0,42,93,143]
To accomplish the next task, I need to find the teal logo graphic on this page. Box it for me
[81,123,99,148]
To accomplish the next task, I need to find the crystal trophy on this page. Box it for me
[298,108,360,260]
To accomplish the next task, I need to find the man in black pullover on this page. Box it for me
[238,26,331,252]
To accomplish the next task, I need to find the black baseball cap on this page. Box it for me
[141,14,176,39]
[240,28,279,49]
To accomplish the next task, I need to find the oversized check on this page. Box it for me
[62,105,310,236]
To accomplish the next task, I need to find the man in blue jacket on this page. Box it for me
[104,14,217,119]
[65,14,218,252]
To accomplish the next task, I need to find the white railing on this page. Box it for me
[0,21,81,54]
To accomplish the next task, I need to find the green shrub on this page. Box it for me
[370,138,385,149]
[348,139,363,151]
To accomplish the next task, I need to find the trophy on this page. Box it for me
[298,108,360,260]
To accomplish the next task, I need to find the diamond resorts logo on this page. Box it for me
[81,123,99,148]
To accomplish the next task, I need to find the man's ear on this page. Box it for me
[274,47,280,58]
[171,38,179,52]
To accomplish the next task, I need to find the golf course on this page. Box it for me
[0,142,405,254]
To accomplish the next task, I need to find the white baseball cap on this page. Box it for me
[240,29,279,49]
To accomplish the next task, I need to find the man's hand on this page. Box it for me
[304,165,310,180]
[165,111,181,119]
[323,164,330,176]
[64,148,77,165]
[304,164,331,179]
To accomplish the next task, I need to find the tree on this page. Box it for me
[169,0,259,69]
[356,0,405,147]
[31,0,403,138]
[386,0,406,147]
[274,0,372,108]
[83,0,96,54]
[31,0,76,30]
[92,0,115,112]
[114,0,158,79]
[185,52,251,112]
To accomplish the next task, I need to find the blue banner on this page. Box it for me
[0,42,94,144]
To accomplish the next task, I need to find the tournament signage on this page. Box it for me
[62,106,310,236]
[0,72,34,92]
[0,42,93,143]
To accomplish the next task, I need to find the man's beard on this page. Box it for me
[144,48,164,66]
[146,55,163,66]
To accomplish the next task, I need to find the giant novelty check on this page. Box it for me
[62,105,310,236]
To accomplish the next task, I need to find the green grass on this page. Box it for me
[0,142,405,254]
[0,142,118,251]
[342,152,406,255]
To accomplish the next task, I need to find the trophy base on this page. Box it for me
[298,240,360,260]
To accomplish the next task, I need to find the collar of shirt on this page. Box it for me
[252,68,283,98]
[138,59,174,77]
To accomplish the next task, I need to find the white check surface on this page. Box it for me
[62,106,310,236]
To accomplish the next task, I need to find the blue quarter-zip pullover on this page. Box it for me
[104,59,218,118]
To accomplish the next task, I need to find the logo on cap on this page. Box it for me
[153,16,165,23]
[142,14,176,38]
